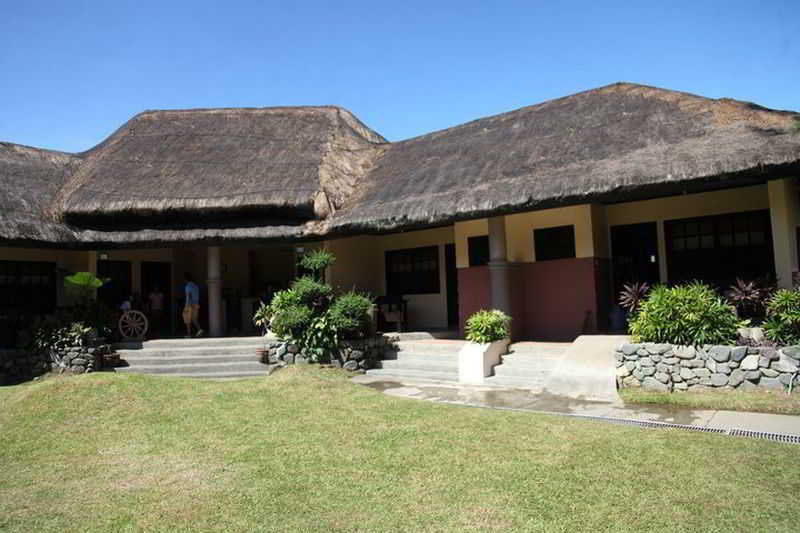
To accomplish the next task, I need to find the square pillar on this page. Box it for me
[768,178,800,288]
[488,216,512,316]
[207,246,224,337]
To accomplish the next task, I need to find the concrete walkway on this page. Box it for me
[352,375,800,438]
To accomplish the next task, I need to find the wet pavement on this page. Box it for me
[353,375,800,436]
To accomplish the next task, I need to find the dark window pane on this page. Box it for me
[534,225,576,261]
[468,235,490,267]
[664,210,773,288]
[385,246,440,295]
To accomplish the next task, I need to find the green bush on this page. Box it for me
[763,289,800,345]
[269,303,313,341]
[465,309,511,343]
[629,282,745,345]
[299,249,336,275]
[301,314,339,363]
[290,276,333,310]
[328,291,373,339]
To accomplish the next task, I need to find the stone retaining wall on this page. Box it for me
[0,341,115,385]
[263,335,397,372]
[615,343,800,392]
[0,349,50,385]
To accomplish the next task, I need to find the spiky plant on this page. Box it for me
[618,281,650,315]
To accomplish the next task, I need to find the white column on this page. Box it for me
[207,246,224,337]
[768,178,800,289]
[488,216,512,315]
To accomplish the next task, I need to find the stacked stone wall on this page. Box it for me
[263,335,397,372]
[615,343,800,392]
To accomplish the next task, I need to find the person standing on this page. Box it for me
[182,273,203,338]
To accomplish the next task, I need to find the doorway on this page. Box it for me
[97,260,132,310]
[610,222,660,298]
[445,243,459,328]
[141,261,172,337]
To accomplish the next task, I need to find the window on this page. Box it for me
[0,261,56,314]
[665,210,774,288]
[533,225,576,261]
[468,235,490,267]
[385,246,440,295]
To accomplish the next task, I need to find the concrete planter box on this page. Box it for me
[458,338,510,385]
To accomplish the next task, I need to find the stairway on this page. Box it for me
[483,342,568,390]
[114,336,269,379]
[366,340,569,388]
[365,339,466,384]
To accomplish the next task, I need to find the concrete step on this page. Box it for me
[507,346,569,357]
[496,355,561,371]
[395,340,467,355]
[491,364,553,378]
[378,358,458,373]
[114,336,268,350]
[119,353,261,365]
[483,375,546,390]
[364,368,459,383]
[138,371,269,380]
[116,360,268,375]
[117,345,264,357]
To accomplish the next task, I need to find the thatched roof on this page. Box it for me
[0,142,79,245]
[58,106,386,226]
[329,82,800,233]
[1,82,799,248]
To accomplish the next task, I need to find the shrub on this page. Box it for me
[301,314,339,363]
[328,291,373,339]
[629,282,745,345]
[252,302,271,334]
[299,249,335,278]
[290,276,333,310]
[725,277,775,322]
[763,289,800,345]
[618,282,650,315]
[269,303,313,341]
[465,309,511,343]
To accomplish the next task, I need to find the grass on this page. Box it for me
[1,367,799,532]
[621,387,800,416]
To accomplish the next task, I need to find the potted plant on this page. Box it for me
[458,309,511,385]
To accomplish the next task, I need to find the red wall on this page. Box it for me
[457,266,490,334]
[457,258,611,342]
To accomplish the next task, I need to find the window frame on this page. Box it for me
[533,225,577,262]
[385,245,440,296]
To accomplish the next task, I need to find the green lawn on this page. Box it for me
[621,387,800,416]
[1,367,798,532]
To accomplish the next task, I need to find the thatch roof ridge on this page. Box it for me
[57,104,389,224]
[388,82,799,146]
[329,82,800,234]
[0,141,80,245]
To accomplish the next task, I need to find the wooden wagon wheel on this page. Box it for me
[118,310,149,340]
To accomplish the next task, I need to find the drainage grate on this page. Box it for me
[565,413,727,433]
[727,428,800,445]
[563,413,800,445]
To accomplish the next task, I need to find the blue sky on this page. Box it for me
[1,1,798,152]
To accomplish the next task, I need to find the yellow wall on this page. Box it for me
[454,205,598,268]
[327,226,455,329]
[605,185,769,227]
[767,179,800,288]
